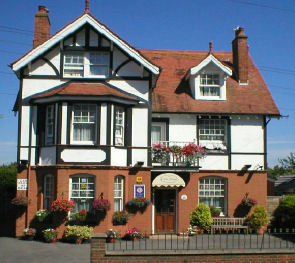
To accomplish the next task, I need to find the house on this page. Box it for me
[11,3,280,236]
[274,175,295,195]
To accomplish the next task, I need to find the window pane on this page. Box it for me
[114,176,124,212]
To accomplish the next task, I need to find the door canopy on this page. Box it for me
[152,173,185,188]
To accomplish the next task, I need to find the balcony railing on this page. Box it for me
[152,141,203,167]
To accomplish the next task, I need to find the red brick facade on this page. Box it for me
[15,167,267,237]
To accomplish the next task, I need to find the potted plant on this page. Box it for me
[182,143,206,166]
[106,229,120,243]
[43,228,58,243]
[112,211,130,225]
[35,209,50,222]
[22,228,36,240]
[11,196,29,206]
[246,205,269,234]
[210,206,222,217]
[63,225,93,244]
[242,193,257,207]
[92,198,110,212]
[124,227,143,241]
[69,209,87,224]
[152,143,169,163]
[190,203,212,232]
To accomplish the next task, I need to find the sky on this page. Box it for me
[0,0,295,167]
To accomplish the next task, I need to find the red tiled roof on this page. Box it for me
[33,82,140,101]
[140,49,280,115]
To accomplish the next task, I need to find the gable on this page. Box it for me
[11,13,159,75]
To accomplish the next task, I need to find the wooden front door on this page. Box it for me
[155,189,176,233]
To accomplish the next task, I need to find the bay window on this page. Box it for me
[45,104,55,145]
[63,52,109,78]
[114,106,125,146]
[72,104,97,144]
[70,175,95,212]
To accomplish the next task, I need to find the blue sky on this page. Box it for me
[0,0,294,167]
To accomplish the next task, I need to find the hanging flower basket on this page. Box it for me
[50,199,75,213]
[126,197,150,213]
[112,211,130,225]
[92,198,110,212]
[11,196,29,206]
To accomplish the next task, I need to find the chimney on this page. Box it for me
[33,6,50,48]
[232,27,249,84]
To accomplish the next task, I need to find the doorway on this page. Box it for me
[154,189,176,233]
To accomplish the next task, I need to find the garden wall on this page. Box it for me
[91,234,295,263]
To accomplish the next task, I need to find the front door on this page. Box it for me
[154,189,176,233]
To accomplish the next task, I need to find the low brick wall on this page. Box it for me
[91,234,295,263]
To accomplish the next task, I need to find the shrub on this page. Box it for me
[64,225,93,241]
[246,205,269,230]
[190,203,212,231]
[272,194,295,228]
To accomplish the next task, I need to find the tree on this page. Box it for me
[268,152,295,179]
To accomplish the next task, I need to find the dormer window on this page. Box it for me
[200,74,220,97]
[63,52,109,78]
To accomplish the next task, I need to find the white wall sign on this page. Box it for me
[181,194,187,200]
[17,179,28,190]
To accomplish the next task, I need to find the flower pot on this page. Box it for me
[25,235,34,241]
[75,237,83,244]
[256,226,267,235]
[50,237,57,243]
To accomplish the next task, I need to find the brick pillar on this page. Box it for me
[91,233,106,263]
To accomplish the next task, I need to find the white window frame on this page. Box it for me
[114,176,124,212]
[71,104,97,145]
[63,52,109,78]
[198,177,227,213]
[114,107,125,146]
[200,73,220,97]
[45,105,55,145]
[198,118,227,150]
[151,122,167,145]
[44,174,54,210]
[69,174,95,213]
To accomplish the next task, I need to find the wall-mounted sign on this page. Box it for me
[136,176,143,184]
[17,179,28,190]
[134,184,145,198]
[181,194,188,200]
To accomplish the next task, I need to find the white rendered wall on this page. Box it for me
[199,155,228,170]
[61,103,68,144]
[108,80,149,100]
[152,113,196,143]
[22,79,66,99]
[117,61,144,77]
[89,29,98,47]
[113,47,128,71]
[231,155,264,170]
[132,149,148,166]
[20,106,30,161]
[132,108,148,147]
[111,148,127,166]
[40,147,56,165]
[231,115,264,153]
[100,103,107,145]
[76,28,85,46]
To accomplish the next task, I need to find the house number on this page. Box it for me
[181,195,187,200]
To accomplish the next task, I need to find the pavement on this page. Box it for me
[0,237,90,263]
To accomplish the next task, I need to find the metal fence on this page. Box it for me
[106,229,295,252]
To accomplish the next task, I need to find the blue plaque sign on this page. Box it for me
[134,184,145,198]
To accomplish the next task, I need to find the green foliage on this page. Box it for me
[189,203,212,230]
[272,194,295,228]
[268,152,295,179]
[0,163,17,188]
[64,225,93,240]
[246,205,269,229]
[209,206,222,216]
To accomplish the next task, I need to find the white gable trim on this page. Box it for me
[190,54,232,76]
[12,14,160,75]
